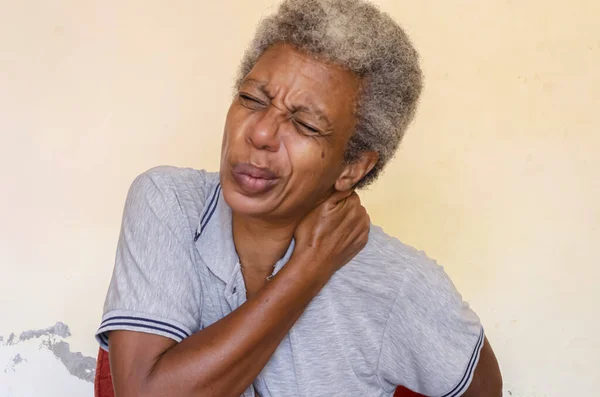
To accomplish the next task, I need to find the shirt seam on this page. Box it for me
[375,286,404,393]
[144,172,197,252]
[287,328,302,397]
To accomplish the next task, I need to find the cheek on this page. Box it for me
[222,105,247,149]
[284,136,335,183]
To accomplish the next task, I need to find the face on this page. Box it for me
[220,43,371,221]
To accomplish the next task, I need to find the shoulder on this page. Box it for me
[132,166,217,200]
[350,224,453,297]
[125,166,220,236]
[331,224,468,333]
[343,224,478,328]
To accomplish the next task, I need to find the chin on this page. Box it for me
[221,179,276,217]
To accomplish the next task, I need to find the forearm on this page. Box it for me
[139,252,328,397]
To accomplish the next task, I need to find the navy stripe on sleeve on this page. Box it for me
[440,327,485,397]
[98,322,186,341]
[95,331,109,350]
[98,315,191,342]
[100,315,191,338]
[98,332,109,345]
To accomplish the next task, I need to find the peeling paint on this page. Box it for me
[11,354,23,365]
[44,340,96,383]
[19,322,71,341]
[4,354,27,374]
[0,322,96,388]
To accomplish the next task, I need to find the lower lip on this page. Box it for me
[231,171,278,195]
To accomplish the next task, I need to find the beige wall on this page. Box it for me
[1,0,598,395]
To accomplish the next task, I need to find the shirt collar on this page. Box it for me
[194,180,296,283]
[194,182,239,283]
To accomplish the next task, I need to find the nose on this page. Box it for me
[246,106,283,152]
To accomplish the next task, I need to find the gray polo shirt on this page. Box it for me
[96,166,484,397]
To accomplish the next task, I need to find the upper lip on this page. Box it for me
[232,163,278,180]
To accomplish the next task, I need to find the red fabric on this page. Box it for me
[95,349,114,397]
[394,386,424,397]
[94,347,423,397]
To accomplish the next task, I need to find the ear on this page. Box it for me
[335,151,379,191]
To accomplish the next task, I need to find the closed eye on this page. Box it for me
[294,120,321,134]
[239,93,266,107]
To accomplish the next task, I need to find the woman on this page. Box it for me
[96,1,502,396]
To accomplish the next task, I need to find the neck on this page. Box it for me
[232,212,299,277]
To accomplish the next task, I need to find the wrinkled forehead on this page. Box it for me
[242,43,362,122]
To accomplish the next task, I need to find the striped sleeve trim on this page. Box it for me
[96,332,109,351]
[95,312,193,351]
[438,327,485,397]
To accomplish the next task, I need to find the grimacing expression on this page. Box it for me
[220,43,373,220]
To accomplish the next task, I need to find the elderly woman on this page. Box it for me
[96,0,502,396]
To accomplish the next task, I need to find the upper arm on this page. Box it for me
[95,167,204,351]
[461,337,502,397]
[108,330,177,395]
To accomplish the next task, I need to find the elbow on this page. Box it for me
[116,375,233,397]
[113,379,154,397]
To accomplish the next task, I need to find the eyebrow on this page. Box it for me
[292,104,331,127]
[243,78,268,89]
[241,78,332,127]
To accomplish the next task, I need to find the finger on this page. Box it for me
[329,188,355,204]
[346,192,360,205]
[336,192,362,215]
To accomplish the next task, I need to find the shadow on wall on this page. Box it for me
[0,322,95,396]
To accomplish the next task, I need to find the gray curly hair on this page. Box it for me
[236,0,423,188]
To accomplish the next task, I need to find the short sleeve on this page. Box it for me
[377,255,484,397]
[95,168,203,350]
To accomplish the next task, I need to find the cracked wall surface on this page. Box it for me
[0,1,598,397]
[0,323,95,396]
